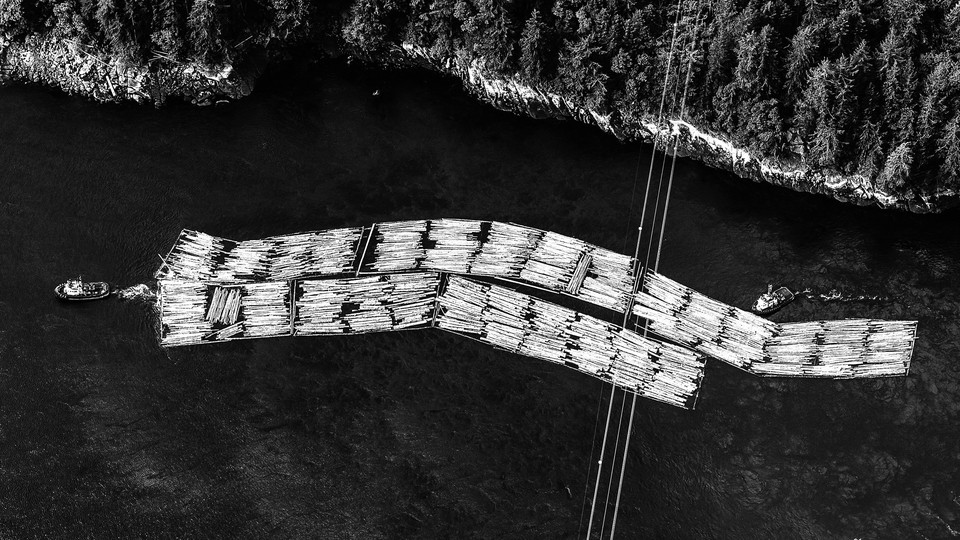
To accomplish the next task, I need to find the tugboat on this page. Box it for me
[55,276,111,301]
[752,284,795,315]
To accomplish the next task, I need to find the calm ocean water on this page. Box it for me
[1,61,959,539]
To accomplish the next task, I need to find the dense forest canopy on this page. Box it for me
[341,0,960,195]
[2,0,958,196]
[0,0,331,63]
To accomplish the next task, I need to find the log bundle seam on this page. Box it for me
[156,220,918,409]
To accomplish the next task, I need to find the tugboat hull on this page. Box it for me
[55,282,111,301]
[752,286,795,315]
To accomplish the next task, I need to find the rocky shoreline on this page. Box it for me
[0,33,264,106]
[392,43,958,214]
[2,32,957,213]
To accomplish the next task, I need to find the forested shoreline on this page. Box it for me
[1,0,958,210]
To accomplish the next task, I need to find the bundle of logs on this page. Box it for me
[155,222,918,409]
[435,275,704,408]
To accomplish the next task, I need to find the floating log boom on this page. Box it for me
[156,220,919,409]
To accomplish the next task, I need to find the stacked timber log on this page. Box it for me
[634,270,916,377]
[471,221,542,277]
[362,220,636,313]
[369,220,428,272]
[577,248,635,312]
[239,282,290,337]
[431,276,486,335]
[268,228,362,279]
[296,273,439,335]
[155,222,917,393]
[205,286,242,325]
[519,231,590,291]
[157,230,225,281]
[483,284,531,351]
[161,228,363,283]
[436,275,704,409]
[157,221,636,315]
[202,321,245,341]
[214,239,272,282]
[388,273,441,329]
[634,270,778,370]
[756,319,916,378]
[564,253,592,295]
[421,218,482,273]
[295,280,345,334]
[520,298,575,361]
[158,280,214,346]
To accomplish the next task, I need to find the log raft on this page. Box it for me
[156,220,918,409]
[632,271,915,378]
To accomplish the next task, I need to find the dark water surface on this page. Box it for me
[2,61,960,539]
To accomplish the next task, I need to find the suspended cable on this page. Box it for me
[597,384,629,537]
[620,0,686,327]
[607,6,706,539]
[583,1,687,538]
[598,10,698,538]
[599,7,699,536]
[583,381,619,539]
[655,10,700,273]
[637,19,690,304]
[577,385,611,538]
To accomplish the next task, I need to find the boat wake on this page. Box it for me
[115,283,157,302]
[798,288,890,304]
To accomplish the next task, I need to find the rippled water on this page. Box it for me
[1,61,959,539]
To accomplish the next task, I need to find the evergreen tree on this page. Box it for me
[425,0,458,57]
[878,141,913,190]
[485,4,514,72]
[744,98,784,156]
[938,117,960,185]
[831,42,870,168]
[811,124,840,168]
[550,0,580,37]
[917,56,960,158]
[947,1,960,52]
[342,0,404,54]
[403,0,432,46]
[519,8,547,82]
[0,0,26,33]
[151,0,185,59]
[457,0,492,54]
[795,59,833,164]
[268,0,311,43]
[702,11,738,122]
[122,0,149,59]
[880,31,918,148]
[856,119,884,179]
[785,22,823,97]
[557,36,607,110]
[611,5,655,112]
[188,0,227,63]
[97,0,132,56]
[715,24,782,153]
